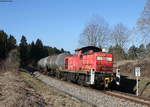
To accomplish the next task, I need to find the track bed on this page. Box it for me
[33,72,150,107]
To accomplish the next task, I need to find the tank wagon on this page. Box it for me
[38,46,119,89]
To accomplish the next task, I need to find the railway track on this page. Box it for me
[79,83,150,106]
[35,72,150,107]
[20,68,150,107]
[103,91,150,106]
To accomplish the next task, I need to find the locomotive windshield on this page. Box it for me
[75,46,102,54]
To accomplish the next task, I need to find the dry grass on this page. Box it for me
[117,59,150,78]
[20,71,94,107]
[0,66,93,107]
[0,70,46,107]
[117,59,150,98]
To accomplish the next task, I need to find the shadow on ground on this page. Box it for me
[112,75,136,94]
[21,66,38,74]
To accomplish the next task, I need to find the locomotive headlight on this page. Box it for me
[106,57,112,61]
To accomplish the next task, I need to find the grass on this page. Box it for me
[20,71,94,107]
[20,71,51,94]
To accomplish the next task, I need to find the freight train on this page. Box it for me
[38,46,120,89]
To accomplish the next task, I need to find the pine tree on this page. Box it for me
[109,45,126,61]
[146,43,150,56]
[128,45,138,60]
[0,31,17,60]
[7,35,16,51]
[61,48,65,53]
[29,41,36,62]
[19,36,29,66]
[137,44,146,59]
[0,30,8,59]
[35,39,44,61]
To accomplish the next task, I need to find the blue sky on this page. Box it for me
[0,0,147,52]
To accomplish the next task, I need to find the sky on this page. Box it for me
[0,0,147,52]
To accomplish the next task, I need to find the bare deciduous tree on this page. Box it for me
[137,0,150,44]
[111,23,130,48]
[79,16,110,48]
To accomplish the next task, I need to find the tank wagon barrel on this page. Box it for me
[47,53,71,70]
[38,57,48,69]
[38,53,71,70]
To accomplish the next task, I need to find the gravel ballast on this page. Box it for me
[34,72,148,107]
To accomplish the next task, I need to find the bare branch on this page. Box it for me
[137,0,150,44]
[79,16,110,48]
[111,23,130,48]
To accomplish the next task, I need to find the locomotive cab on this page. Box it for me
[75,46,113,73]
[75,46,102,55]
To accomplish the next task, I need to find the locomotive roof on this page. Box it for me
[75,46,102,52]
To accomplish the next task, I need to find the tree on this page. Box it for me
[128,45,138,60]
[137,0,150,44]
[7,35,16,51]
[0,30,67,67]
[19,36,29,66]
[146,43,150,56]
[61,48,65,53]
[79,16,110,48]
[0,31,17,60]
[111,23,130,48]
[53,47,61,54]
[137,44,146,59]
[29,41,36,61]
[35,39,44,61]
[0,30,8,59]
[109,45,126,61]
[34,39,49,62]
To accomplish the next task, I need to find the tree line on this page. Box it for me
[1,29,149,65]
[79,17,150,61]
[79,0,150,61]
[108,44,150,61]
[0,30,66,66]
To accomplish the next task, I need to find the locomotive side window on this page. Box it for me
[97,56,112,61]
[82,48,100,54]
[97,56,103,60]
[80,55,83,59]
[106,57,112,61]
[75,46,102,55]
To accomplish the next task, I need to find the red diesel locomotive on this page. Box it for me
[65,46,113,72]
[38,46,118,89]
